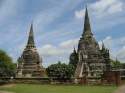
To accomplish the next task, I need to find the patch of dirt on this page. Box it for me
[0,84,15,93]
[114,85,125,93]
[0,84,15,88]
[0,91,14,93]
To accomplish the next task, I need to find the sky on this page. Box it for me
[0,0,125,67]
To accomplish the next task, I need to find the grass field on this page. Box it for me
[0,84,117,93]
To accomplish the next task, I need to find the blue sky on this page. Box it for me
[0,0,125,67]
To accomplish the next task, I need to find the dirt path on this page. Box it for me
[0,91,14,93]
[0,84,15,93]
[114,85,125,93]
[0,84,15,88]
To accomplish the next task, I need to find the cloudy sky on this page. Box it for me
[0,0,125,67]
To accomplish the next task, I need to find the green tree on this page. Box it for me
[121,63,125,69]
[46,62,74,79]
[0,50,16,77]
[111,59,121,69]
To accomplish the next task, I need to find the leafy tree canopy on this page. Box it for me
[0,49,16,77]
[110,59,121,69]
[46,61,75,79]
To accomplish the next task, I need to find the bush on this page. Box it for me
[46,62,75,79]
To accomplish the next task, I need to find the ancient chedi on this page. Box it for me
[70,7,111,79]
[16,24,45,78]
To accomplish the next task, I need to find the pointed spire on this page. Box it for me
[102,41,105,50]
[73,46,77,53]
[116,57,118,63]
[26,23,36,48]
[115,57,120,69]
[82,6,93,38]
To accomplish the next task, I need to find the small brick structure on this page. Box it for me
[102,71,121,85]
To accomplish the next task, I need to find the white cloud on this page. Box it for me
[59,39,78,48]
[91,0,123,14]
[100,36,125,62]
[103,36,112,49]
[38,44,65,56]
[94,0,124,16]
[99,36,112,49]
[107,2,123,14]
[75,9,85,19]
[75,0,124,19]
[38,38,78,57]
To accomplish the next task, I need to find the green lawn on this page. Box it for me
[0,84,117,93]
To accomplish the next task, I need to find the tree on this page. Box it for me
[0,50,16,77]
[46,62,74,79]
[121,63,125,69]
[111,59,121,69]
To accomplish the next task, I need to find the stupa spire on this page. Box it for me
[26,23,36,48]
[82,6,93,38]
